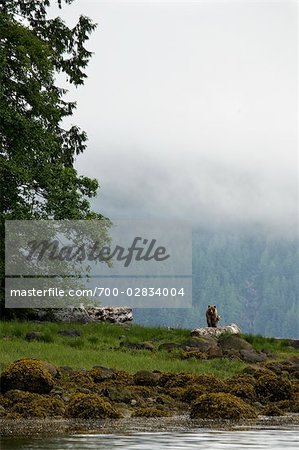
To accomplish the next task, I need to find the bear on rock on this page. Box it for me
[206,305,221,328]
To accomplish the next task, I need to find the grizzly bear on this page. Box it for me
[206,305,221,328]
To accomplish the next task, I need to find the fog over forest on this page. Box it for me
[51,1,298,337]
[51,1,297,235]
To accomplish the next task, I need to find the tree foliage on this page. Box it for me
[0,0,102,221]
[0,0,108,314]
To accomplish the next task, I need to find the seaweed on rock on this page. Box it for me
[255,374,294,402]
[65,393,121,419]
[0,359,55,394]
[190,393,258,420]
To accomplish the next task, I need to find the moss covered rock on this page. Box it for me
[167,387,186,399]
[4,390,64,418]
[255,374,293,402]
[181,350,208,360]
[180,385,207,403]
[134,371,160,386]
[25,332,46,342]
[227,383,256,401]
[0,393,9,409]
[243,366,273,379]
[65,393,121,419]
[132,407,170,417]
[67,370,94,385]
[0,359,55,394]
[190,393,257,420]
[218,335,253,352]
[195,374,226,393]
[163,372,198,389]
[102,386,142,405]
[275,399,299,413]
[227,373,256,386]
[112,370,134,386]
[263,403,284,416]
[128,386,155,398]
[89,367,117,383]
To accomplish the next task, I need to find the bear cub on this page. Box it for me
[206,305,221,328]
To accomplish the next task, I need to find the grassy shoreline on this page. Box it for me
[0,321,242,376]
[0,321,297,376]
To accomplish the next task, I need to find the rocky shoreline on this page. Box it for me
[1,326,298,437]
[1,414,299,437]
[0,353,298,436]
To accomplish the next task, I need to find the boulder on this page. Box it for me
[65,393,121,419]
[89,366,117,382]
[0,359,56,394]
[102,386,139,404]
[190,393,257,420]
[242,365,271,378]
[239,349,267,363]
[120,342,143,350]
[227,382,256,401]
[255,373,294,402]
[181,336,222,358]
[218,335,268,361]
[224,348,242,359]
[25,332,46,342]
[134,371,161,386]
[194,373,226,392]
[181,350,208,360]
[207,346,223,358]
[58,329,81,337]
[142,342,156,351]
[191,323,241,338]
[218,334,253,352]
[42,361,60,379]
[182,337,215,352]
[263,404,284,416]
[289,340,299,349]
[158,342,180,351]
[120,341,155,351]
[3,390,65,418]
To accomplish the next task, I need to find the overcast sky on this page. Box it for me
[53,0,298,234]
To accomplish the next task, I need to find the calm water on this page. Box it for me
[1,427,299,450]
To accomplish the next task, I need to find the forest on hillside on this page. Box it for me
[135,229,299,339]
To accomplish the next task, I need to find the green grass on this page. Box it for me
[242,334,293,353]
[0,321,296,377]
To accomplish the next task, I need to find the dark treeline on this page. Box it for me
[135,228,299,338]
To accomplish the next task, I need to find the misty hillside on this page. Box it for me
[135,229,299,339]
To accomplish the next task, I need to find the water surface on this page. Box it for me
[1,423,298,450]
